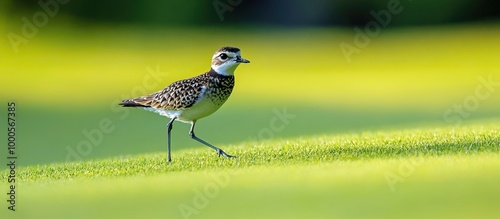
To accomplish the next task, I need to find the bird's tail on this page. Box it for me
[118,97,153,107]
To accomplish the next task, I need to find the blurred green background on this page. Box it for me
[0,0,499,166]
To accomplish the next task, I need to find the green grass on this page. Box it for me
[12,104,499,166]
[2,123,499,218]
[1,23,499,218]
[11,123,500,181]
[1,23,499,165]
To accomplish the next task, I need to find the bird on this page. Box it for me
[119,46,250,162]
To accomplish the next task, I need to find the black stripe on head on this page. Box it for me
[217,46,241,53]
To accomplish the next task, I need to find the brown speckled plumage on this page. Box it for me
[121,70,234,110]
[118,46,249,162]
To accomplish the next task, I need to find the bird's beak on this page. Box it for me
[236,56,250,63]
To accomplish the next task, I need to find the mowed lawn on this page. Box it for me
[1,23,499,165]
[0,23,500,218]
[1,123,500,219]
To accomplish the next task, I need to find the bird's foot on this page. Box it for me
[216,149,236,158]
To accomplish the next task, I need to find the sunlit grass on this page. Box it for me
[1,123,499,219]
[3,123,498,182]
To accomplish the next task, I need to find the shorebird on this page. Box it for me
[119,46,250,162]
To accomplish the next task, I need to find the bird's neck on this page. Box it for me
[208,68,235,78]
[211,64,238,76]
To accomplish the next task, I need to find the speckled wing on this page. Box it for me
[120,77,206,110]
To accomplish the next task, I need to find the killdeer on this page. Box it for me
[119,46,250,162]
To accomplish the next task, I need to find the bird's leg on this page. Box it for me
[166,117,176,163]
[189,122,236,158]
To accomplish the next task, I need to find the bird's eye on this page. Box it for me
[219,53,228,60]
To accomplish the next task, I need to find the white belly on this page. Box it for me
[144,97,223,123]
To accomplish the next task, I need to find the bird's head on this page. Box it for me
[211,46,250,76]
